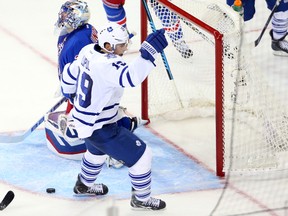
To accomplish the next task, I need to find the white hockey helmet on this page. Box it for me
[98,22,129,51]
[55,0,90,32]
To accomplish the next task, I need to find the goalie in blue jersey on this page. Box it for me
[45,0,146,168]
[61,22,168,210]
[55,0,98,113]
[227,0,288,56]
[45,0,97,161]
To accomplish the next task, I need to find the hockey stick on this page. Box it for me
[254,0,281,47]
[0,191,15,211]
[0,97,67,143]
[141,0,174,80]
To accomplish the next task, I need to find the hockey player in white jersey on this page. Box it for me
[61,23,168,210]
[46,0,145,168]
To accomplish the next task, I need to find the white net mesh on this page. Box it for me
[144,0,288,215]
[145,0,288,173]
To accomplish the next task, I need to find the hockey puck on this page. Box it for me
[46,188,56,193]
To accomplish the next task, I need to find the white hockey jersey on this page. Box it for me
[61,44,154,138]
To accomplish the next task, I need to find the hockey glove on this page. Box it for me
[140,28,168,65]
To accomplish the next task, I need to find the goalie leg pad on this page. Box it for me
[45,111,86,160]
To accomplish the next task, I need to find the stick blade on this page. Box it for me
[254,39,260,47]
[0,134,26,143]
[0,191,15,211]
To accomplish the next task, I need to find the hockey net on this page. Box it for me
[141,0,288,179]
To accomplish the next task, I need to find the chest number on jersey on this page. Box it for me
[112,61,126,70]
[78,72,93,108]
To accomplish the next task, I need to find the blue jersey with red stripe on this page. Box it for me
[57,23,98,78]
[102,0,127,27]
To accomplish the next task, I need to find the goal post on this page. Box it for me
[140,0,149,122]
[140,0,230,177]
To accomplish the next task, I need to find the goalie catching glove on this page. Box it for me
[140,28,168,65]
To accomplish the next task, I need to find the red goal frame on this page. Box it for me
[140,0,225,177]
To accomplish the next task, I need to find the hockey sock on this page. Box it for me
[271,11,288,40]
[80,151,106,186]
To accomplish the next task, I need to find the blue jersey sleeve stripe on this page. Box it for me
[119,65,128,87]
[94,111,118,124]
[126,72,135,87]
[73,103,119,116]
[73,114,94,127]
[103,103,120,111]
[61,76,75,86]
[73,111,118,127]
[74,106,100,116]
[67,66,77,81]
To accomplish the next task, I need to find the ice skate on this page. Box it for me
[130,194,166,210]
[73,174,108,195]
[270,30,288,56]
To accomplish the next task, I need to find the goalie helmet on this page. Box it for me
[55,0,90,33]
[98,22,129,51]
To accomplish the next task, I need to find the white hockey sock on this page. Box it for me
[272,12,288,40]
[80,151,107,187]
[129,147,152,201]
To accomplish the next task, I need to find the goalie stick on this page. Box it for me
[254,0,282,47]
[141,0,174,80]
[0,97,67,143]
[0,191,15,211]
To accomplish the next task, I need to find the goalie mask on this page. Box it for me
[98,22,129,52]
[55,0,90,35]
